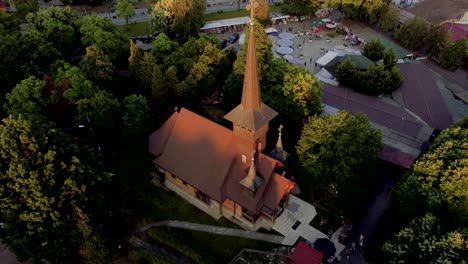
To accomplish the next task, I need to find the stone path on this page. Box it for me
[138,220,286,245]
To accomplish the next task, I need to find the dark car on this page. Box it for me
[229,33,240,43]
[219,39,228,49]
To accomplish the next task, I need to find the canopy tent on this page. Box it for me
[283,55,294,60]
[316,51,338,66]
[277,39,294,47]
[200,16,250,30]
[265,27,279,34]
[288,241,323,264]
[311,19,324,26]
[270,12,291,21]
[313,238,336,257]
[276,47,294,55]
[279,32,295,40]
[239,33,246,46]
[326,23,336,29]
[287,57,303,66]
[324,55,375,75]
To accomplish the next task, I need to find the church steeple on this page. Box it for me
[224,0,277,152]
[269,125,288,162]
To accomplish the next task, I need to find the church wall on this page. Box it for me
[233,123,269,152]
[165,171,197,197]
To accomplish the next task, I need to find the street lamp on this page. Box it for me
[78,116,102,158]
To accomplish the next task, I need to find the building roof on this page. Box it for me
[442,22,468,41]
[324,55,375,75]
[397,63,452,130]
[405,0,468,24]
[149,108,295,212]
[378,145,417,169]
[287,241,323,264]
[224,13,278,130]
[398,9,416,24]
[201,16,251,30]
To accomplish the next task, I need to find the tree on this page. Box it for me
[383,47,396,70]
[0,12,20,36]
[281,0,320,16]
[233,19,272,77]
[0,115,113,263]
[122,94,150,136]
[255,0,269,24]
[79,45,115,83]
[0,30,60,93]
[116,0,136,25]
[378,8,399,31]
[9,0,39,20]
[151,33,178,62]
[78,14,130,62]
[150,0,205,41]
[76,90,121,133]
[222,73,243,110]
[394,117,468,223]
[383,213,468,264]
[363,38,386,61]
[4,77,49,121]
[55,63,97,104]
[426,24,449,58]
[296,111,383,189]
[440,39,468,71]
[262,59,322,119]
[335,57,360,87]
[25,6,79,55]
[394,17,429,51]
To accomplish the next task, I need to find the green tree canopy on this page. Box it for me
[363,38,386,61]
[262,59,322,119]
[121,94,150,136]
[394,117,468,223]
[116,0,136,25]
[426,24,450,58]
[4,77,49,121]
[151,33,179,62]
[296,111,383,189]
[382,213,468,264]
[281,0,320,16]
[78,14,130,62]
[10,0,39,19]
[378,8,399,31]
[383,47,396,70]
[440,38,468,71]
[76,90,121,133]
[254,0,270,24]
[150,0,205,41]
[233,19,272,77]
[79,45,115,83]
[0,11,20,36]
[334,57,360,87]
[394,17,429,51]
[25,6,79,54]
[0,115,113,263]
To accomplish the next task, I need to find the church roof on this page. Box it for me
[224,7,278,130]
[149,108,295,211]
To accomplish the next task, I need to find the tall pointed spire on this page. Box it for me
[276,124,283,149]
[224,0,277,151]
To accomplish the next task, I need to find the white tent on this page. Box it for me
[239,34,246,46]
[200,16,250,30]
[316,51,338,66]
[265,27,279,34]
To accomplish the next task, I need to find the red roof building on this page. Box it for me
[287,241,324,264]
[442,22,468,41]
[149,2,295,230]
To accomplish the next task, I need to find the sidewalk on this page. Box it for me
[138,220,286,244]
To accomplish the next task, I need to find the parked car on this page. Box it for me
[229,32,240,43]
[219,39,228,49]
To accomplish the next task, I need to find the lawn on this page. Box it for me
[117,22,152,37]
[147,227,278,264]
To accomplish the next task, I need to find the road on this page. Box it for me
[93,0,282,25]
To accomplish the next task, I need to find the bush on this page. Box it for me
[363,38,386,61]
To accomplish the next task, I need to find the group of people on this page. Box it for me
[345,234,364,261]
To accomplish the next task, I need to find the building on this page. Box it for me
[149,3,295,231]
[403,0,468,24]
[441,22,468,41]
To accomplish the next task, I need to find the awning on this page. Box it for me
[265,27,279,33]
[288,241,323,264]
[316,51,338,66]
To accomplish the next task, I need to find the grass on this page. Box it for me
[147,227,278,264]
[117,22,151,37]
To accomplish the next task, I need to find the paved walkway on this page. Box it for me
[138,220,286,245]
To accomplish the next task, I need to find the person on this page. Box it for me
[351,242,356,252]
[310,57,313,63]
[304,62,307,66]
[359,234,364,248]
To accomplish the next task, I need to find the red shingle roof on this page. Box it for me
[288,241,323,264]
[442,22,468,41]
